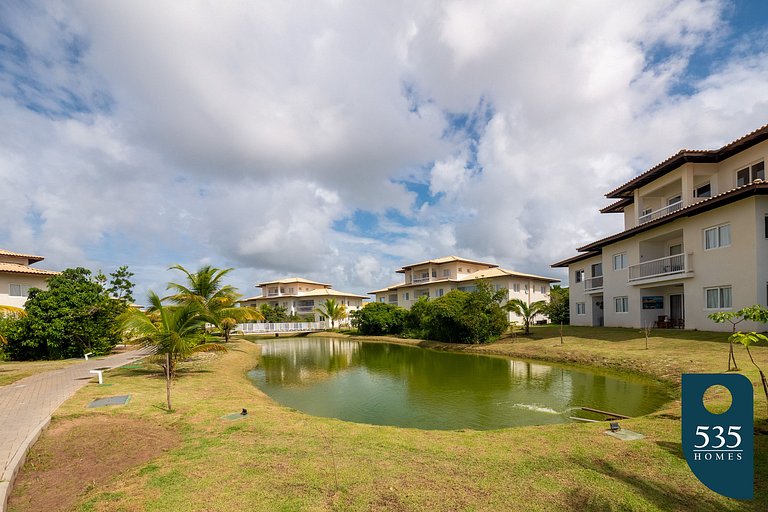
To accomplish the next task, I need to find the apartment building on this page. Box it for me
[0,249,59,308]
[239,277,367,324]
[553,124,768,332]
[370,256,559,324]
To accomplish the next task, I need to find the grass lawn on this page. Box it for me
[8,326,768,511]
[0,358,84,386]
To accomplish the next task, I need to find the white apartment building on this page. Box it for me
[370,256,559,324]
[239,277,367,324]
[0,249,59,308]
[553,124,768,332]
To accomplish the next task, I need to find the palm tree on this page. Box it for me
[166,264,262,339]
[120,292,223,410]
[315,298,347,329]
[505,298,547,335]
[208,296,264,342]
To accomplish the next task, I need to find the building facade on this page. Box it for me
[370,256,559,325]
[0,249,59,308]
[239,277,367,324]
[553,124,768,332]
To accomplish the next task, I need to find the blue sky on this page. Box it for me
[1,0,768,302]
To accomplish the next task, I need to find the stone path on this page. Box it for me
[0,349,149,512]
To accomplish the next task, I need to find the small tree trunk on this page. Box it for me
[559,322,564,345]
[728,323,739,371]
[745,346,768,417]
[166,352,172,411]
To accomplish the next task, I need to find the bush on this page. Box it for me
[350,302,407,335]
[421,285,508,344]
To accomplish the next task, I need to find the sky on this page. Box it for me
[2,0,768,303]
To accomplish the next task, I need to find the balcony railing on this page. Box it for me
[584,276,603,292]
[628,254,689,282]
[638,200,682,224]
[412,276,431,284]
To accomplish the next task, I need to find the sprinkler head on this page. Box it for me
[241,408,248,416]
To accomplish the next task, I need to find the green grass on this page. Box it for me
[12,327,768,511]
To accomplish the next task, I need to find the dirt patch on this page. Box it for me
[8,414,180,512]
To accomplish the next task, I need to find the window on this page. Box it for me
[9,284,32,297]
[437,288,444,297]
[512,283,521,292]
[765,215,768,238]
[574,270,585,283]
[404,292,410,300]
[540,285,546,294]
[613,253,627,270]
[705,286,732,309]
[704,224,731,250]
[694,182,711,198]
[443,269,450,277]
[288,287,295,294]
[432,270,437,277]
[736,161,764,186]
[576,303,586,315]
[615,296,629,313]
[379,297,385,302]
[591,262,603,277]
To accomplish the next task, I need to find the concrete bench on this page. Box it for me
[89,369,104,384]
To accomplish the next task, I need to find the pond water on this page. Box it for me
[247,337,672,430]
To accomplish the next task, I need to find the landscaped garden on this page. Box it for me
[7,325,768,511]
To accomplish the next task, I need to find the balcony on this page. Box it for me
[628,254,693,284]
[584,276,603,293]
[412,276,431,284]
[638,200,682,224]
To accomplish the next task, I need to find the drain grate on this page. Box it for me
[88,395,131,408]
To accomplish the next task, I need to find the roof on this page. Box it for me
[241,288,368,302]
[463,267,560,283]
[600,197,633,214]
[606,123,768,198]
[576,181,768,253]
[395,255,497,273]
[369,266,560,294]
[256,277,331,287]
[551,251,602,268]
[0,249,45,264]
[0,262,59,276]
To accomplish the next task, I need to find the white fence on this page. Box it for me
[236,321,329,334]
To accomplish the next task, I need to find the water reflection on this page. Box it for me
[249,338,671,430]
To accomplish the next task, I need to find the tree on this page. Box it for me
[542,285,569,325]
[259,304,289,323]
[108,265,136,303]
[709,304,768,416]
[315,298,347,329]
[0,306,26,352]
[120,292,224,410]
[5,268,126,360]
[166,264,262,339]
[708,309,752,371]
[505,298,547,335]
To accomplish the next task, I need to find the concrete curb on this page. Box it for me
[0,348,149,512]
[0,417,50,512]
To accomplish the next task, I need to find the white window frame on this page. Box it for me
[512,283,521,292]
[403,292,409,300]
[437,288,444,297]
[704,286,732,310]
[442,269,450,277]
[613,253,628,271]
[614,296,629,313]
[574,270,585,283]
[736,160,765,187]
[704,223,731,250]
[9,284,32,297]
[576,302,586,315]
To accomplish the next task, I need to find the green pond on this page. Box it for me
[248,337,672,430]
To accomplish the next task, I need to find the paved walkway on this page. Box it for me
[0,349,149,512]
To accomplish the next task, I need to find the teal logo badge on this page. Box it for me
[682,373,753,499]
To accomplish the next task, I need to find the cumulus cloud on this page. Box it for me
[2,0,768,299]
